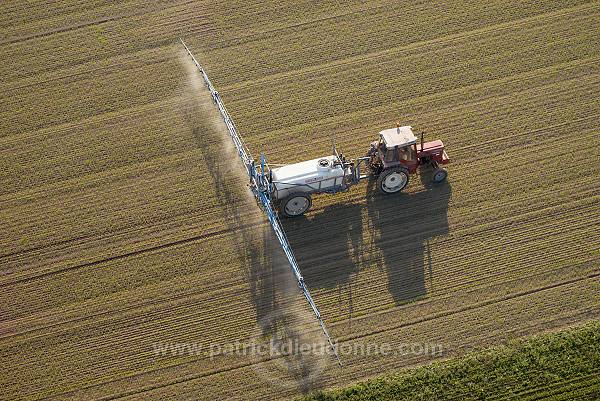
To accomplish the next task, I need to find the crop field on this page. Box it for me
[0,0,599,400]
[304,320,600,400]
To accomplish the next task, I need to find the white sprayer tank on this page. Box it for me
[271,156,346,200]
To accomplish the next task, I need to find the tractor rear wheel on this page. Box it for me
[280,193,312,217]
[377,167,410,194]
[432,168,448,183]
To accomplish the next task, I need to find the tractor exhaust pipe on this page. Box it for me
[421,131,424,152]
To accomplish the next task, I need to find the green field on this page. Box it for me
[302,321,600,401]
[1,0,599,400]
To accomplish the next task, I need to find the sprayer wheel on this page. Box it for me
[280,194,312,217]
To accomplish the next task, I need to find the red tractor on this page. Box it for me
[367,125,450,193]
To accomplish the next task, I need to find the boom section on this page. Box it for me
[180,39,341,366]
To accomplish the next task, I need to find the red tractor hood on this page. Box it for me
[419,140,444,153]
[417,140,450,163]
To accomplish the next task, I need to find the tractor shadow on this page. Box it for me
[283,170,451,309]
[365,171,452,305]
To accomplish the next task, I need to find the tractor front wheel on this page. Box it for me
[432,168,448,183]
[377,167,410,194]
[280,193,312,217]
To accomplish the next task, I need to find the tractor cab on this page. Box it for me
[370,126,420,173]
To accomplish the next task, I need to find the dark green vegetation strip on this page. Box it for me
[303,321,600,401]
